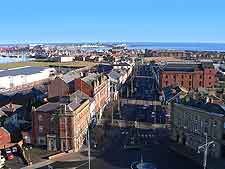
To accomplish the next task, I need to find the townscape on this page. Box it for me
[0,44,225,169]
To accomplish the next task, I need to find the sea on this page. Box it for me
[1,42,225,64]
[126,42,225,52]
[0,56,34,64]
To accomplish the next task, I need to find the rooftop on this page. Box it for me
[0,109,7,117]
[162,62,214,72]
[36,102,61,113]
[108,70,121,80]
[82,73,101,86]
[61,71,81,84]
[70,90,94,102]
[181,99,225,115]
[67,97,88,111]
[0,66,52,77]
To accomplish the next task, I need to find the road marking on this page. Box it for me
[74,161,88,169]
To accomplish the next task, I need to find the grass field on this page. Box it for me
[0,61,98,69]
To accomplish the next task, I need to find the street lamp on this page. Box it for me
[25,146,32,165]
[197,132,215,169]
[152,112,156,124]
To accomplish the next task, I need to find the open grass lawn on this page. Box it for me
[0,61,98,69]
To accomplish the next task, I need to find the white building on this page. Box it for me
[0,66,56,89]
[59,56,74,62]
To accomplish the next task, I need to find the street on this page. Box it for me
[38,127,201,169]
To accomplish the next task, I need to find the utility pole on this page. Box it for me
[197,132,214,169]
[111,100,114,125]
[64,105,68,152]
[87,127,91,169]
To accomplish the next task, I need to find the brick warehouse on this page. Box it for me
[160,62,217,91]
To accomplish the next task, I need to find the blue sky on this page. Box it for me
[0,0,225,43]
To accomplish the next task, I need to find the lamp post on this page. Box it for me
[87,127,91,169]
[25,146,32,165]
[197,132,214,169]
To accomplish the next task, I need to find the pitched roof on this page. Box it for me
[1,103,23,112]
[70,90,94,102]
[82,73,100,86]
[108,70,121,80]
[36,102,61,113]
[112,62,131,66]
[163,63,201,72]
[0,94,10,107]
[184,100,225,115]
[0,109,7,117]
[67,95,88,111]
[61,71,81,84]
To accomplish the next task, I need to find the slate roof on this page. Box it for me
[82,73,100,86]
[36,102,61,113]
[162,62,214,72]
[70,90,94,102]
[61,71,81,84]
[163,63,201,72]
[112,62,131,66]
[1,103,23,112]
[108,70,121,80]
[184,100,225,115]
[0,109,7,117]
[163,86,182,101]
[67,91,88,111]
[0,94,10,107]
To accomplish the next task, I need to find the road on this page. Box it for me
[39,127,201,169]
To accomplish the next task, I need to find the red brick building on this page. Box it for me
[75,73,110,119]
[0,127,11,146]
[48,72,80,100]
[32,92,90,152]
[160,62,217,90]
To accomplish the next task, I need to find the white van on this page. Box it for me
[0,155,5,168]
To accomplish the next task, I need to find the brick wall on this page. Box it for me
[48,78,70,99]
[74,79,93,97]
[0,128,11,145]
[32,111,52,145]
[160,68,217,90]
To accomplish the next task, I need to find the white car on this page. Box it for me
[0,155,5,168]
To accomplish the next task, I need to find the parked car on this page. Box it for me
[11,147,18,154]
[4,148,14,160]
[0,155,5,168]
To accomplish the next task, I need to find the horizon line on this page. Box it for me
[1,41,225,45]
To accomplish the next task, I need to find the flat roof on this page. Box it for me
[0,66,50,77]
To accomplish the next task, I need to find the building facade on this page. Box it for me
[171,103,225,158]
[32,97,90,152]
[48,71,81,99]
[160,62,217,90]
[75,73,110,119]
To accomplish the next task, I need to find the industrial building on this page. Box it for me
[0,66,56,89]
